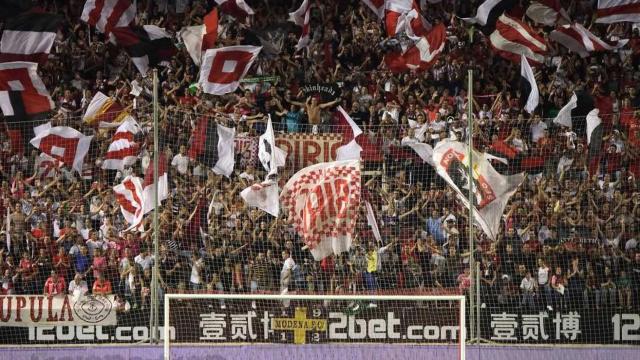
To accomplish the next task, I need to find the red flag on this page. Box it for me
[113,176,145,231]
[199,45,261,95]
[29,125,93,173]
[289,0,312,50]
[385,23,446,73]
[280,160,361,260]
[596,0,640,23]
[215,0,254,19]
[489,14,548,65]
[142,152,168,214]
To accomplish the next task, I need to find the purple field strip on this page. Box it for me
[1,344,638,360]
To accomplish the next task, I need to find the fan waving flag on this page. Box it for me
[142,152,168,214]
[179,8,218,66]
[520,54,539,114]
[188,117,236,177]
[549,23,628,58]
[385,23,446,72]
[525,0,570,26]
[289,0,312,50]
[215,0,254,19]
[385,0,430,38]
[259,116,287,176]
[596,0,640,23]
[199,45,261,95]
[112,25,177,76]
[0,12,61,65]
[462,0,517,33]
[280,160,361,260]
[83,91,130,128]
[0,61,54,121]
[102,118,141,170]
[113,176,145,231]
[81,0,136,34]
[241,179,280,217]
[489,14,547,65]
[335,106,363,161]
[432,140,525,240]
[30,126,93,173]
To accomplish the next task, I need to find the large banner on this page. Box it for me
[0,295,117,327]
[236,133,344,171]
[0,301,639,345]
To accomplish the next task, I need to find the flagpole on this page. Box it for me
[467,69,476,343]
[150,68,160,344]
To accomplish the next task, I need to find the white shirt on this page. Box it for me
[171,154,190,175]
[530,121,547,143]
[134,254,154,271]
[520,277,535,292]
[190,258,204,284]
[537,266,549,285]
[69,280,88,298]
[280,257,295,287]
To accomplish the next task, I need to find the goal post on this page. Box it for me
[164,293,466,360]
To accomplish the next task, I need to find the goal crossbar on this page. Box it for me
[164,293,466,360]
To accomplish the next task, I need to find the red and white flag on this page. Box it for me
[30,125,93,173]
[199,45,261,95]
[241,179,280,217]
[35,152,64,178]
[596,0,640,23]
[489,14,547,65]
[280,160,361,260]
[0,61,54,119]
[385,0,429,37]
[113,176,145,231]
[142,152,169,214]
[215,0,254,19]
[179,8,218,66]
[289,0,312,50]
[111,25,177,76]
[81,0,136,34]
[362,0,385,18]
[335,106,363,161]
[525,0,570,26]
[102,118,141,170]
[0,12,62,65]
[432,140,525,240]
[550,23,628,58]
[83,91,130,128]
[385,23,446,72]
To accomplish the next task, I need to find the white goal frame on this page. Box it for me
[164,293,466,360]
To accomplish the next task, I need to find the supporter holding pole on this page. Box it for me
[150,68,160,344]
[467,69,476,342]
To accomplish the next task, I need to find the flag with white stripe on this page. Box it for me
[462,0,517,33]
[102,117,141,170]
[549,23,628,58]
[596,0,640,23]
[113,176,145,231]
[489,14,547,65]
[179,8,218,66]
[81,0,136,34]
[83,91,130,128]
[0,12,61,65]
[111,25,177,76]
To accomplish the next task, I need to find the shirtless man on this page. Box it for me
[288,96,340,128]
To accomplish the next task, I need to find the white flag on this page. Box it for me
[240,179,279,217]
[432,140,525,240]
[258,116,287,176]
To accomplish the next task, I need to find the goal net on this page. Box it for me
[163,293,466,360]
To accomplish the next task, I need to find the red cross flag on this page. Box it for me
[30,125,93,174]
[280,160,361,260]
[199,45,261,95]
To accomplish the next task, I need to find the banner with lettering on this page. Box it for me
[300,83,342,102]
[0,295,117,327]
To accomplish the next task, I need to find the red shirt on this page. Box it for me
[43,276,66,296]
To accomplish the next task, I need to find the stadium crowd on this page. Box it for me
[0,0,639,315]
